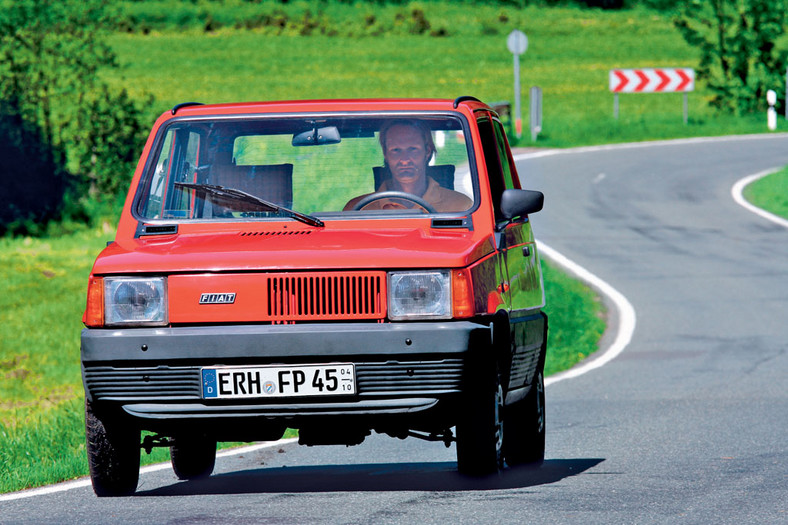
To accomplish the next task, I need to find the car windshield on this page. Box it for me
[136,114,476,222]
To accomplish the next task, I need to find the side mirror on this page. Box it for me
[500,189,544,220]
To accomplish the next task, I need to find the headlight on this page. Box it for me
[105,277,168,326]
[388,271,451,320]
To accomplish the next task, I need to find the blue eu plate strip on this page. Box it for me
[202,369,218,398]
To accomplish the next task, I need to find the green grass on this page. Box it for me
[101,4,781,149]
[0,229,107,409]
[743,167,788,220]
[1,399,87,492]
[542,260,606,376]
[0,395,297,493]
[0,229,104,493]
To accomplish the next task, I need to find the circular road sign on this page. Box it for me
[507,30,528,55]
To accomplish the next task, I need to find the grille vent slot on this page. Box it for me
[267,272,385,321]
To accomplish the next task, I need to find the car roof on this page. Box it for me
[166,98,492,118]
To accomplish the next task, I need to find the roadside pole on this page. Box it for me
[767,90,777,131]
[507,30,528,139]
[530,86,542,142]
[683,92,688,125]
[614,93,619,119]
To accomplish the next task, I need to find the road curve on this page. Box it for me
[520,134,788,524]
[4,134,788,524]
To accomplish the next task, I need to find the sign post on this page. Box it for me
[530,86,542,142]
[507,30,528,139]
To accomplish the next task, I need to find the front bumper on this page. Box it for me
[81,321,491,425]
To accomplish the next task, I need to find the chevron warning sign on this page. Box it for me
[609,68,695,93]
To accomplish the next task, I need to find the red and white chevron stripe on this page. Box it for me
[609,68,695,93]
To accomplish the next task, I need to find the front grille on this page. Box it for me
[84,359,463,401]
[267,272,386,321]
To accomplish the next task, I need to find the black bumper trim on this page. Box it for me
[83,359,466,401]
[122,397,441,419]
[81,321,489,363]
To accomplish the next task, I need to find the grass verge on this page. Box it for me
[102,4,783,151]
[743,167,788,220]
[542,260,606,376]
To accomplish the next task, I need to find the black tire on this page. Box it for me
[456,359,504,476]
[170,435,217,480]
[503,368,545,466]
[85,400,141,497]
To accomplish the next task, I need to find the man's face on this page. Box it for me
[383,125,429,192]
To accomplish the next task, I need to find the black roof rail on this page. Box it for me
[453,96,482,109]
[171,102,204,115]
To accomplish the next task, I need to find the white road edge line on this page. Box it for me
[511,148,638,387]
[731,168,788,229]
[538,242,637,387]
[0,438,298,502]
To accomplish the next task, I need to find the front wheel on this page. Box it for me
[170,435,217,480]
[455,360,504,476]
[502,369,545,466]
[85,400,141,497]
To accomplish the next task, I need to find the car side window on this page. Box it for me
[476,114,507,222]
[492,120,519,190]
[141,129,201,219]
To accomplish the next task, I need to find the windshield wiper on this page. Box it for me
[175,182,324,228]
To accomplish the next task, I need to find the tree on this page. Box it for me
[0,0,152,230]
[72,86,153,199]
[0,0,116,157]
[673,0,788,114]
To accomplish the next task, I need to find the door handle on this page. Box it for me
[522,246,531,257]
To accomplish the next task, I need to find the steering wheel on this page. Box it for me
[351,191,437,213]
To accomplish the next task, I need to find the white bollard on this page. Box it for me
[767,89,777,131]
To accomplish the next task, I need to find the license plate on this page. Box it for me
[201,363,355,399]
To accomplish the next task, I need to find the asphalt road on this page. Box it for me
[5,134,788,524]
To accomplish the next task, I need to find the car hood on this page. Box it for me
[93,227,495,275]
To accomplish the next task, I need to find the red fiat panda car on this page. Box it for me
[81,97,546,496]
